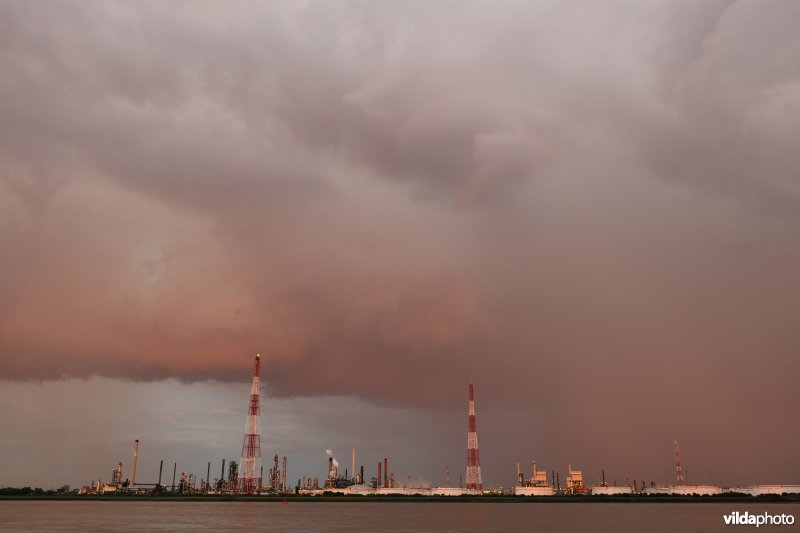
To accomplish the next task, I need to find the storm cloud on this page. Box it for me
[1,1,799,486]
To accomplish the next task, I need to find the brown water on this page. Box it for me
[0,501,797,532]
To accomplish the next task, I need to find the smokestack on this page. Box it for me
[158,460,164,487]
[172,462,177,492]
[360,465,364,484]
[602,470,605,486]
[378,462,382,487]
[384,457,388,488]
[282,456,287,492]
[221,459,226,488]
[466,383,483,491]
[352,448,356,483]
[238,353,263,494]
[206,462,211,492]
[130,439,139,485]
[328,457,334,479]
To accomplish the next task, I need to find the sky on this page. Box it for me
[1,0,799,490]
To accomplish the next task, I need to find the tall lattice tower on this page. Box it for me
[238,354,262,493]
[674,440,684,485]
[466,383,483,491]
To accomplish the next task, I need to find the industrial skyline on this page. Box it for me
[70,360,798,496]
[2,0,800,492]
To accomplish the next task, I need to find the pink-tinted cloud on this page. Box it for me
[1,0,799,485]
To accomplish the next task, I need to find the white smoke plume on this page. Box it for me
[325,449,339,468]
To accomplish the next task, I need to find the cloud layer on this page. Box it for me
[1,0,799,484]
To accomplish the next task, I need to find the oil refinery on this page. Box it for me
[78,354,800,498]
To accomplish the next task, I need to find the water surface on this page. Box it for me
[1,501,796,532]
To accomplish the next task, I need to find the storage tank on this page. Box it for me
[643,485,722,495]
[728,484,800,496]
[514,486,555,496]
[591,485,633,495]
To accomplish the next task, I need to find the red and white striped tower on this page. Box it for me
[238,354,262,493]
[674,440,684,485]
[466,383,483,491]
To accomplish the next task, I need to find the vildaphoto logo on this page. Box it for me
[723,511,795,527]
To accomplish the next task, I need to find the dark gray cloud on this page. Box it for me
[1,0,799,486]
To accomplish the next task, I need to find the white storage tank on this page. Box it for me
[728,484,800,496]
[430,487,478,496]
[514,486,555,496]
[643,485,722,495]
[591,485,633,495]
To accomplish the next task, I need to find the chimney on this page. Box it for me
[282,456,287,492]
[130,439,139,485]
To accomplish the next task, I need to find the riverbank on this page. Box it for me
[2,494,799,503]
